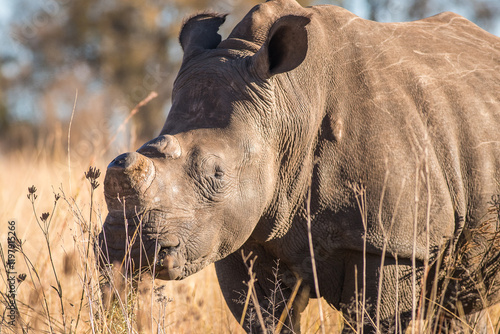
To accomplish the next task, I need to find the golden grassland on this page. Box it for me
[0,152,340,333]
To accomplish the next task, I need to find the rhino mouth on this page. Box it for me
[98,211,211,281]
[155,248,184,280]
[153,239,216,280]
[98,232,187,280]
[152,236,187,280]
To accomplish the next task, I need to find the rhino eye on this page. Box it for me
[187,153,230,202]
[214,166,224,179]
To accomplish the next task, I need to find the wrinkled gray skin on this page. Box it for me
[99,0,500,332]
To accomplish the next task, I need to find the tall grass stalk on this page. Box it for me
[275,275,302,334]
[352,183,368,333]
[67,89,78,195]
[241,251,267,332]
[18,241,54,332]
[99,91,158,159]
[74,166,101,333]
[422,138,432,329]
[374,166,405,333]
[28,186,67,332]
[306,187,325,334]
[375,167,389,333]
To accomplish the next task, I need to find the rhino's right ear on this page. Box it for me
[179,12,227,58]
[251,14,310,79]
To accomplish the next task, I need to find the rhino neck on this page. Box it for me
[248,27,333,242]
[251,74,327,242]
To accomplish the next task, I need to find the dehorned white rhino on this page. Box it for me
[98,0,500,332]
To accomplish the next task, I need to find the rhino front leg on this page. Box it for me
[216,246,310,333]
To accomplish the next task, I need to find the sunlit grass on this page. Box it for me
[0,152,246,333]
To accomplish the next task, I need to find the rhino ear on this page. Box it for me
[179,12,227,57]
[252,15,310,79]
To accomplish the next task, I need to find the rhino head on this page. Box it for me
[98,9,311,280]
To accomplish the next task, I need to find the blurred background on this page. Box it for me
[0,0,499,163]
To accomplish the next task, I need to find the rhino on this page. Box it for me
[99,0,500,332]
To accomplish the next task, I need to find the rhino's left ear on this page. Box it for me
[180,12,227,57]
[252,15,311,79]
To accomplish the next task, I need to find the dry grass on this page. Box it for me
[0,152,239,333]
[0,152,336,333]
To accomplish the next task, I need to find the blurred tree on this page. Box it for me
[12,0,177,144]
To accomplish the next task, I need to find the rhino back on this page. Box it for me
[285,6,500,260]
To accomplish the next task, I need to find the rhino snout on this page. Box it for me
[104,152,155,212]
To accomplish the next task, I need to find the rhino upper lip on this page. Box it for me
[155,247,185,280]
